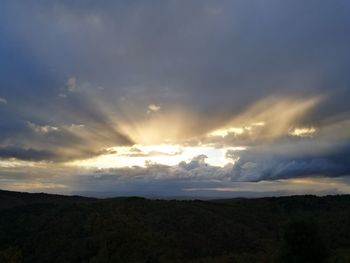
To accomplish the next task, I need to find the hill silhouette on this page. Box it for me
[1,190,350,262]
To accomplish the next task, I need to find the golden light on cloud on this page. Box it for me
[61,96,323,171]
[208,122,266,138]
[0,95,323,175]
[236,97,319,136]
[147,104,161,113]
[289,127,316,137]
[0,182,68,192]
[209,127,245,137]
[69,144,246,169]
[90,94,322,153]
[0,159,40,168]
[205,96,321,142]
[183,177,350,194]
[117,109,199,145]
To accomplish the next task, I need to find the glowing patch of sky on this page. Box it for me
[70,144,246,169]
[183,177,350,195]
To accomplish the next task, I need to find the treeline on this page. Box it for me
[1,191,350,262]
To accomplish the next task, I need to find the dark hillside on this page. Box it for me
[1,191,350,262]
[0,190,93,210]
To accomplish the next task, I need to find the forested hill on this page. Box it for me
[1,191,350,263]
[0,189,93,210]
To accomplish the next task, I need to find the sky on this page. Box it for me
[1,0,350,197]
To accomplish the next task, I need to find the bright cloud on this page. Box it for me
[209,127,245,137]
[27,122,59,134]
[289,127,316,137]
[70,144,246,169]
[147,104,161,114]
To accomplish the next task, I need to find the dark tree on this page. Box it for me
[276,218,329,263]
[0,247,22,263]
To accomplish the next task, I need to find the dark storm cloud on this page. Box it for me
[231,143,350,182]
[0,146,58,162]
[0,145,118,162]
[1,0,350,120]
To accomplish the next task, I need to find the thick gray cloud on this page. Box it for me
[1,1,350,121]
[0,145,118,162]
[231,143,350,182]
[0,146,58,162]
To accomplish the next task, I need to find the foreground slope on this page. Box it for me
[1,190,350,262]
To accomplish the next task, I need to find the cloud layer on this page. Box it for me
[0,1,350,196]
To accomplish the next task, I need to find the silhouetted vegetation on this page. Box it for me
[275,218,329,263]
[1,190,350,262]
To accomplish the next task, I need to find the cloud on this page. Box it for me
[208,127,245,137]
[147,104,161,114]
[1,1,350,195]
[78,139,350,185]
[66,77,77,92]
[202,96,321,145]
[88,155,228,182]
[0,144,122,163]
[59,77,78,97]
[231,143,350,182]
[27,122,59,134]
[1,150,350,197]
[120,148,182,158]
[178,154,208,170]
[289,127,316,137]
[59,158,350,197]
[182,177,350,198]
[0,97,7,104]
[0,146,58,162]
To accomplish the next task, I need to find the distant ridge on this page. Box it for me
[0,189,94,210]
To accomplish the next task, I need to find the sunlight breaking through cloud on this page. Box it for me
[70,144,246,169]
[1,1,350,196]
